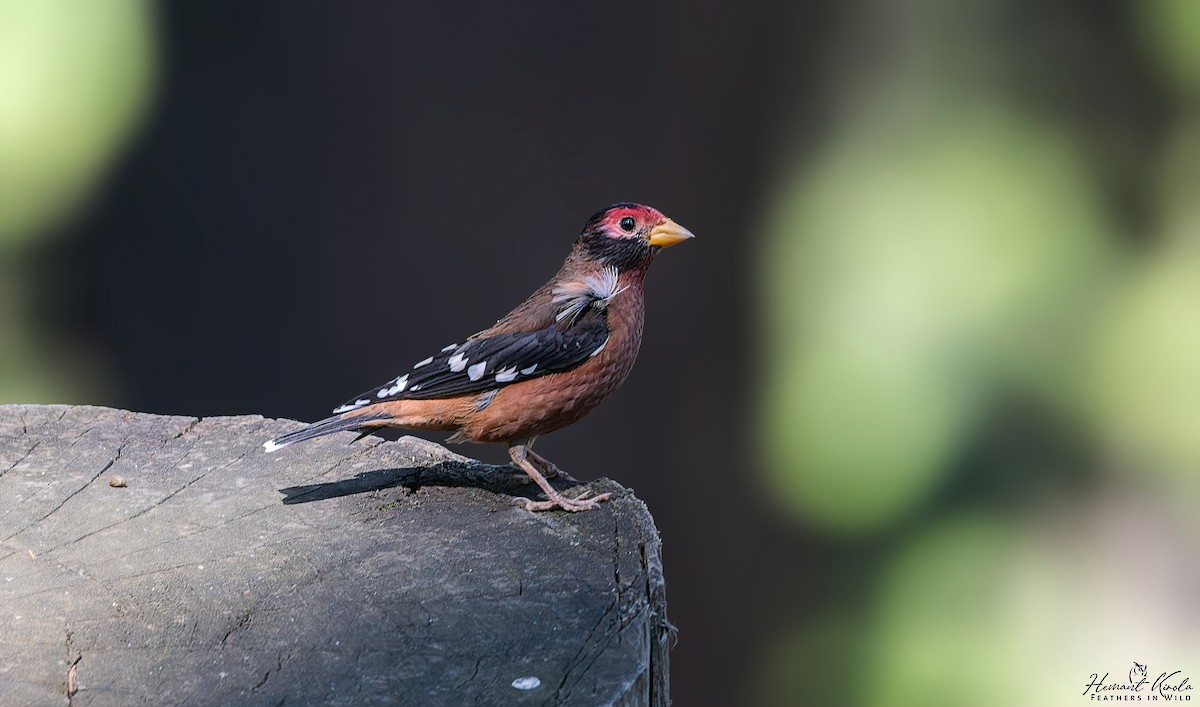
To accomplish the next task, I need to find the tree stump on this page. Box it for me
[0,405,670,706]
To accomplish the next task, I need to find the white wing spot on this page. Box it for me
[467,361,487,381]
[414,356,433,368]
[332,398,372,414]
[377,388,389,398]
[495,366,517,383]
[521,364,538,375]
[394,374,408,393]
[448,352,468,372]
[589,339,608,358]
[441,343,458,352]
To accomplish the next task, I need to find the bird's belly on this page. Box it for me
[454,353,635,444]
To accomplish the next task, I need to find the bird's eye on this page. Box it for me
[619,216,636,232]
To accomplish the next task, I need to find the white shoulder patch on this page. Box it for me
[552,266,626,323]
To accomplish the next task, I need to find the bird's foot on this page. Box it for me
[514,488,612,513]
[507,462,576,484]
[508,444,606,511]
[537,461,579,482]
[524,449,578,482]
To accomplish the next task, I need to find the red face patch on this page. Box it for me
[600,204,664,237]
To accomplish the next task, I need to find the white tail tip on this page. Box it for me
[263,439,288,453]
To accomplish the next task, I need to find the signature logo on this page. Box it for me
[1084,662,1192,701]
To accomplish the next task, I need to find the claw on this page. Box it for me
[508,444,609,512]
[525,448,579,482]
[514,491,612,513]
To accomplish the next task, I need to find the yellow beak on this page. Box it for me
[647,218,695,248]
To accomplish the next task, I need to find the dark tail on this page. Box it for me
[262,412,389,453]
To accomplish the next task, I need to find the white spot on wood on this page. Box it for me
[521,364,538,375]
[511,676,541,690]
[467,361,487,381]
[448,352,468,372]
[414,356,433,368]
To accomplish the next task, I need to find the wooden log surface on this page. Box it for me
[0,405,670,706]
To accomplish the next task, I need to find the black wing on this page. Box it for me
[333,314,609,412]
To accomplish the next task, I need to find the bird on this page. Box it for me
[263,203,693,512]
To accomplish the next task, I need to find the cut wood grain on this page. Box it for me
[0,405,670,706]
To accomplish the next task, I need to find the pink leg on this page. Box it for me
[526,447,578,482]
[508,445,610,512]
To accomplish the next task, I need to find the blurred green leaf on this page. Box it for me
[866,516,1021,707]
[759,104,1114,533]
[1133,0,1200,97]
[0,0,156,250]
[1153,119,1200,237]
[864,506,1200,707]
[1088,239,1200,484]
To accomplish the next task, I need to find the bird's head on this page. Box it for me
[574,203,694,272]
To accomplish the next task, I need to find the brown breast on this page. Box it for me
[453,278,646,445]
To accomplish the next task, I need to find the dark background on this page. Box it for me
[54,3,799,703]
[8,1,1200,705]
